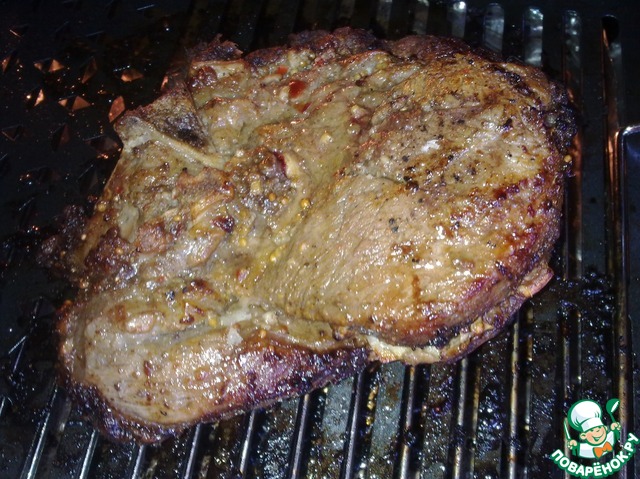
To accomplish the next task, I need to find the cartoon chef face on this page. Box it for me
[581,425,608,446]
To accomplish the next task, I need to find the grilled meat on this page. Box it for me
[58,28,575,442]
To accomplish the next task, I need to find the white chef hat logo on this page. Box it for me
[550,397,639,476]
[568,399,604,433]
[563,398,622,462]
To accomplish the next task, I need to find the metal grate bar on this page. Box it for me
[558,8,586,453]
[238,410,260,476]
[0,299,57,478]
[603,14,634,479]
[174,425,206,478]
[339,368,371,479]
[203,411,254,477]
[394,365,430,479]
[561,10,584,279]
[286,392,315,479]
[77,431,99,479]
[621,124,640,479]
[445,357,481,478]
[19,386,62,479]
[502,316,524,479]
[126,444,147,479]
[0,333,27,419]
[483,3,505,53]
[31,388,75,479]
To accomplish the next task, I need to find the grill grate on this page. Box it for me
[1,1,639,478]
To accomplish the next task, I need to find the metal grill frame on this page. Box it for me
[1,1,639,478]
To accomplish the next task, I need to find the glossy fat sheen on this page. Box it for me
[59,28,574,442]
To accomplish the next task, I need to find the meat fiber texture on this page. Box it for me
[57,28,575,442]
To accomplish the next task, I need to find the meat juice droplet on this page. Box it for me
[273,151,287,174]
[288,79,307,98]
[212,215,236,233]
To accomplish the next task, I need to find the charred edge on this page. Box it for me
[428,285,531,363]
[545,101,578,155]
[83,226,134,284]
[367,244,556,351]
[148,85,209,148]
[489,64,535,98]
[189,37,244,63]
[288,27,383,55]
[385,34,472,62]
[58,339,369,444]
[36,204,88,273]
[163,111,208,149]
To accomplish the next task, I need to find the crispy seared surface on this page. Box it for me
[58,28,574,442]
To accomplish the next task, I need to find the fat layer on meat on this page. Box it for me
[57,28,575,442]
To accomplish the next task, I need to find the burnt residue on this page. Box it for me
[35,205,87,273]
[551,270,615,332]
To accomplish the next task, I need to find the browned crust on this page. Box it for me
[367,261,554,364]
[56,27,575,444]
[58,314,368,443]
[374,177,564,348]
[230,28,573,349]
